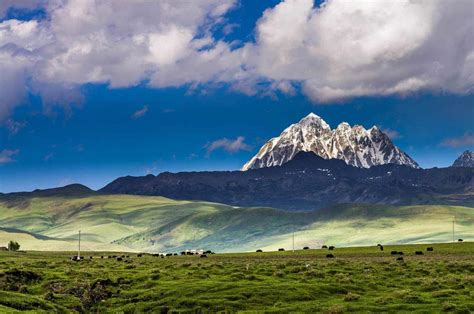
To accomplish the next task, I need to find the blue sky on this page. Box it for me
[1,0,473,192]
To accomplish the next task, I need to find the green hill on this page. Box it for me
[0,192,472,252]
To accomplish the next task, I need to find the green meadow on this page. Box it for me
[1,194,473,253]
[0,243,473,313]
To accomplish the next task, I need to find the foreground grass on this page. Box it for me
[0,243,473,313]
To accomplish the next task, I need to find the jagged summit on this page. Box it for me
[242,113,419,170]
[452,150,474,167]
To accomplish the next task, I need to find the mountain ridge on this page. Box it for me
[243,113,418,170]
[101,151,473,211]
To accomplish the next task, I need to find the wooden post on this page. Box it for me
[452,216,455,243]
[78,230,81,259]
[292,231,295,253]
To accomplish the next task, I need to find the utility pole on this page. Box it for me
[78,230,81,259]
[292,231,295,253]
[452,216,455,243]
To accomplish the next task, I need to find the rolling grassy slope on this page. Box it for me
[0,192,473,252]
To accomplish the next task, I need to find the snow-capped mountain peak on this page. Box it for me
[452,150,474,167]
[242,113,419,170]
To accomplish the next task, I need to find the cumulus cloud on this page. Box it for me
[132,105,149,119]
[0,149,19,164]
[205,136,251,156]
[252,0,474,102]
[441,133,474,148]
[0,0,473,122]
[0,0,238,122]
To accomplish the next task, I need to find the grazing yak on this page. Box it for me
[256,249,263,253]
[326,254,335,258]
[278,248,285,252]
[200,254,208,258]
[415,251,424,255]
[321,245,328,249]
[328,246,335,251]
[396,257,404,261]
[426,247,434,252]
[303,246,309,250]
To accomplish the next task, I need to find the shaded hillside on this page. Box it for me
[101,152,474,210]
[0,192,473,252]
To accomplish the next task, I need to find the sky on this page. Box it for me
[0,0,473,193]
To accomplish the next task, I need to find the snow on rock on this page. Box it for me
[452,150,474,168]
[242,113,419,170]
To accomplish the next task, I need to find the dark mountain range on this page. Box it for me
[2,184,95,199]
[101,152,474,211]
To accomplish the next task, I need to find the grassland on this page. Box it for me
[0,243,472,313]
[0,193,473,252]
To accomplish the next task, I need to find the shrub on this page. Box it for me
[442,302,455,311]
[344,292,361,301]
[8,241,20,251]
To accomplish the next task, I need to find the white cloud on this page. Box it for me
[441,133,474,148]
[0,149,19,164]
[132,105,149,119]
[0,0,473,122]
[252,0,474,102]
[0,0,238,121]
[205,136,251,156]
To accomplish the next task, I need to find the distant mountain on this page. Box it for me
[242,113,418,170]
[101,152,473,211]
[452,150,474,168]
[3,184,94,199]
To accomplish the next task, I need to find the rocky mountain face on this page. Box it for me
[452,150,474,167]
[242,113,418,170]
[101,152,473,211]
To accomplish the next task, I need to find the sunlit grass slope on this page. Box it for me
[0,193,473,252]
